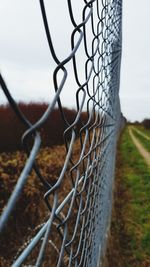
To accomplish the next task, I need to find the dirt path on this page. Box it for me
[132,127,150,141]
[128,127,150,167]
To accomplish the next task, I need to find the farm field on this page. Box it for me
[108,126,150,267]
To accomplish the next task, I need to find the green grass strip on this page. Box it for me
[116,126,150,265]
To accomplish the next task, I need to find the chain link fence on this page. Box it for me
[0,0,122,266]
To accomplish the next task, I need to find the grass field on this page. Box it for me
[108,126,150,267]
[135,125,150,138]
[132,128,150,152]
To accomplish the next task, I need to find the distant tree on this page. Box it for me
[134,120,140,125]
[142,118,150,129]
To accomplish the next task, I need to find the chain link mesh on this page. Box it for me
[0,0,122,266]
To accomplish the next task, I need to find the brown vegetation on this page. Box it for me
[0,102,90,265]
[0,102,110,265]
[0,141,84,266]
[0,102,88,152]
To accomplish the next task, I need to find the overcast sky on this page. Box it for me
[120,0,150,121]
[0,0,150,122]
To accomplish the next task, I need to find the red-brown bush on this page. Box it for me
[0,103,88,152]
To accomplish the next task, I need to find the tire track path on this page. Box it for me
[132,127,150,141]
[128,127,150,167]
